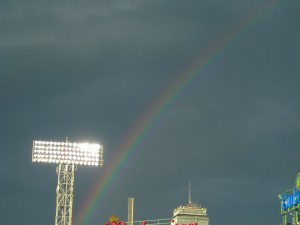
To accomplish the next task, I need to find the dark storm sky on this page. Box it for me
[1,1,300,225]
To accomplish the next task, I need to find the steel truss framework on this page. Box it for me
[280,205,299,225]
[279,173,300,225]
[55,163,76,225]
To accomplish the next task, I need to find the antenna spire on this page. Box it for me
[188,180,192,206]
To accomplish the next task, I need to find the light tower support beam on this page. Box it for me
[55,163,76,225]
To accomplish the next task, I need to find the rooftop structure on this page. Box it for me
[172,182,208,225]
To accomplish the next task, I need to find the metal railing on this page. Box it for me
[125,218,172,225]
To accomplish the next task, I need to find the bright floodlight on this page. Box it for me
[32,140,103,167]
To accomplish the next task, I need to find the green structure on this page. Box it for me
[278,173,300,225]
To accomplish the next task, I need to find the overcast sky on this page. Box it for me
[1,1,300,225]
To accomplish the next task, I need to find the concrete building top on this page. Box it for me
[173,204,207,217]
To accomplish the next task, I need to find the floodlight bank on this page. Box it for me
[32,140,103,167]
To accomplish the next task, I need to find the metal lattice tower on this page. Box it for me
[32,139,103,225]
[55,163,76,225]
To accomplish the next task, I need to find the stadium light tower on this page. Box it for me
[32,138,103,225]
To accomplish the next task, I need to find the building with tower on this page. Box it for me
[171,182,209,225]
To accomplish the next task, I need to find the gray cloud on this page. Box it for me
[0,1,299,225]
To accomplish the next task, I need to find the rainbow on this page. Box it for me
[75,2,280,225]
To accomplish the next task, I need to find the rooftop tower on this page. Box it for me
[172,182,208,225]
